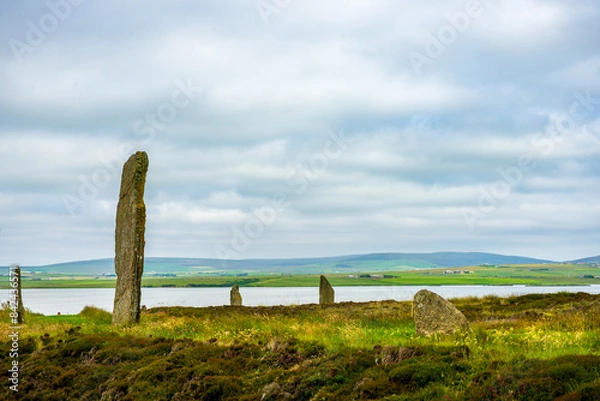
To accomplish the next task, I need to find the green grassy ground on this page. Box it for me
[2,292,599,400]
[7,263,600,288]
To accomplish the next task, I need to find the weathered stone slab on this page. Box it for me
[413,289,468,336]
[11,265,25,324]
[112,151,149,325]
[319,275,335,304]
[230,284,243,306]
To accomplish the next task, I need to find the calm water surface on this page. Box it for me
[3,285,600,315]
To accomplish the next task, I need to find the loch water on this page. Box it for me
[2,285,600,315]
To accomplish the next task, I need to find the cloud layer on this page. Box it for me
[1,0,599,265]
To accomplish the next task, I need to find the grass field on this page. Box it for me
[5,263,600,289]
[1,292,599,400]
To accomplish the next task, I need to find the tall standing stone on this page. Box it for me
[112,151,149,325]
[230,284,243,306]
[11,265,25,324]
[319,275,335,304]
[413,289,469,336]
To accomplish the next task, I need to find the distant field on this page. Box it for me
[2,263,599,288]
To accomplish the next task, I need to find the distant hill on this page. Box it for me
[14,252,559,277]
[569,255,600,264]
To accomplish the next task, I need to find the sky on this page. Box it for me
[1,0,599,266]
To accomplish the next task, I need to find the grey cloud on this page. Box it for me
[1,0,599,265]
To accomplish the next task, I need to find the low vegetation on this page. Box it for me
[2,292,600,400]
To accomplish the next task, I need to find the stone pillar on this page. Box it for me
[15,266,25,324]
[112,151,149,325]
[11,265,25,324]
[230,284,243,306]
[319,275,335,304]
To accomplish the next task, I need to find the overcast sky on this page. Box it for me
[1,0,599,266]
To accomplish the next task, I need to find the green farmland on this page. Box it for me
[5,263,600,288]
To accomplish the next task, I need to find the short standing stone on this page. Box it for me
[230,284,243,306]
[112,151,149,325]
[13,265,25,324]
[319,275,335,304]
[413,289,468,336]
